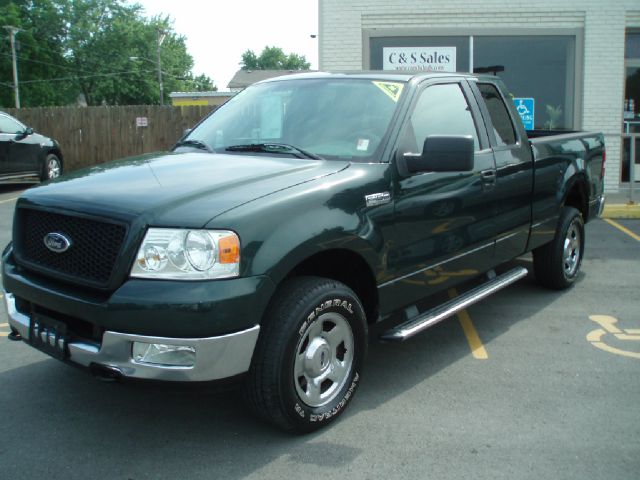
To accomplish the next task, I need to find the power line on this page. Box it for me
[0,52,194,84]
[19,69,157,84]
[0,52,96,76]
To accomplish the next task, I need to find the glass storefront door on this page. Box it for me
[623,31,640,183]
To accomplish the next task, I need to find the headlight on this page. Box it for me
[131,229,240,280]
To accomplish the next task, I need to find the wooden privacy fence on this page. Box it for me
[5,105,216,172]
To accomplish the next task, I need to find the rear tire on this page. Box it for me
[244,276,367,433]
[533,206,584,289]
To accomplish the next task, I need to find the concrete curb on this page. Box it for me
[602,203,640,219]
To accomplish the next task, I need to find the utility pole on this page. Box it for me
[156,29,166,105]
[4,26,20,108]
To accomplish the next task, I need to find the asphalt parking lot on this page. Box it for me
[1,185,638,480]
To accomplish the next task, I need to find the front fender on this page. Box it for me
[251,208,382,285]
[207,163,393,286]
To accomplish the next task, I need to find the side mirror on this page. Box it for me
[397,135,474,176]
[13,127,33,141]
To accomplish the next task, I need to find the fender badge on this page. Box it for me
[43,232,72,253]
[365,192,391,207]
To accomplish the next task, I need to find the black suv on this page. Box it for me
[0,112,63,184]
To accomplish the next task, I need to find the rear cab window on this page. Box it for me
[476,83,518,147]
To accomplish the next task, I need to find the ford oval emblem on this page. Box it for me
[43,232,72,253]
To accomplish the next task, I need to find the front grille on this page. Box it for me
[16,208,127,288]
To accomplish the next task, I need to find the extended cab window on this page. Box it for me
[477,83,517,147]
[401,83,479,154]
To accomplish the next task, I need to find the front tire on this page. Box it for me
[533,206,584,289]
[41,153,62,181]
[244,276,367,433]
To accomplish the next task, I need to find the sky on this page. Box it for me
[130,0,319,92]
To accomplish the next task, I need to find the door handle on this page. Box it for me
[481,169,496,191]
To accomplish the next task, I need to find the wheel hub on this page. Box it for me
[563,222,581,276]
[293,312,354,408]
[304,338,331,377]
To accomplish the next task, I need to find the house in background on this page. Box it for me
[169,91,236,107]
[227,70,313,91]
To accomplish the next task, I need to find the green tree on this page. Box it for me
[188,73,216,91]
[240,46,310,70]
[0,0,215,107]
[0,0,76,106]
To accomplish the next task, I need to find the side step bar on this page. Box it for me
[380,267,528,342]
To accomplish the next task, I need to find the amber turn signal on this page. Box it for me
[219,234,240,264]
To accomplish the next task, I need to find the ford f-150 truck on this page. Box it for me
[2,72,605,432]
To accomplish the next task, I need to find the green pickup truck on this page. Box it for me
[2,72,605,432]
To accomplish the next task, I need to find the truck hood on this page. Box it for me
[20,152,349,227]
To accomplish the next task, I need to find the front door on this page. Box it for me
[0,114,39,176]
[379,80,498,312]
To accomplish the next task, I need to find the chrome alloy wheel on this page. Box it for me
[293,312,354,408]
[47,156,61,179]
[563,220,581,277]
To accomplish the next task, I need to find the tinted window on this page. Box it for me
[401,83,479,153]
[0,115,24,134]
[478,83,517,146]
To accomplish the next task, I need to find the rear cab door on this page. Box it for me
[468,79,534,264]
[379,77,499,312]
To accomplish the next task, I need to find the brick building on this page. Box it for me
[318,0,640,193]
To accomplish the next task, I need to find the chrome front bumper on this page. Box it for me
[3,290,259,382]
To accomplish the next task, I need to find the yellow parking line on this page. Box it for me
[0,196,18,204]
[0,323,8,327]
[0,332,8,337]
[448,288,488,360]
[604,218,640,242]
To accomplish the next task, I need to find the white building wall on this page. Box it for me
[320,0,640,193]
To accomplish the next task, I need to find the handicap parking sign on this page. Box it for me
[513,98,534,130]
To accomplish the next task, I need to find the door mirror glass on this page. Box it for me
[399,135,474,175]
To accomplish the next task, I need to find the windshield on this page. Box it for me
[184,78,405,161]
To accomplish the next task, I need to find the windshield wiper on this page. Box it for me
[225,143,323,160]
[173,139,213,152]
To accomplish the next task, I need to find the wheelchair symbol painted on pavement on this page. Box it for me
[587,315,640,359]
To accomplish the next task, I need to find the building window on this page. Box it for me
[369,32,577,131]
[474,36,575,131]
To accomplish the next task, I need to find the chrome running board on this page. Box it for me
[380,267,528,342]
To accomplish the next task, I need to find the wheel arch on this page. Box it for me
[276,248,380,324]
[45,146,64,163]
[562,174,588,221]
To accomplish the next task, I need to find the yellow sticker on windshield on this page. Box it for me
[372,81,404,102]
